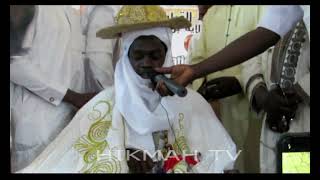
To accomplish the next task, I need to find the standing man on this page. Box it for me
[188,5,265,172]
[241,16,309,172]
[10,5,96,172]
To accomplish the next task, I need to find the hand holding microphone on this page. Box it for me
[140,66,187,97]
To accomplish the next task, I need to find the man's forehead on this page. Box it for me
[133,35,161,43]
[131,36,165,50]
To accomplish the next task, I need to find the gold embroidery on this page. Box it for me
[73,100,122,173]
[74,136,108,164]
[172,113,191,154]
[83,155,122,173]
[173,136,190,155]
[173,160,188,173]
[88,120,111,143]
[116,6,168,25]
[88,100,112,122]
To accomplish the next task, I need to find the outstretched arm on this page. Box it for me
[191,27,280,79]
[156,5,304,90]
[156,27,280,87]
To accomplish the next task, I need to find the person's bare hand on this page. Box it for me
[155,64,196,87]
[151,80,174,97]
[154,64,195,97]
[254,85,301,133]
[63,89,97,109]
[73,92,97,109]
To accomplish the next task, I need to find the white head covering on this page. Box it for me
[115,27,174,134]
[114,27,174,152]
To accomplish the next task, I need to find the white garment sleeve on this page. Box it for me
[85,6,116,90]
[258,5,304,38]
[10,54,68,106]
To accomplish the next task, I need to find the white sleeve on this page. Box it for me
[10,54,68,106]
[258,5,304,38]
[85,6,116,89]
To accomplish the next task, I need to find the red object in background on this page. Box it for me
[163,155,199,172]
[184,34,193,52]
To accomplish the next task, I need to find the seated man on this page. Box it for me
[19,6,236,173]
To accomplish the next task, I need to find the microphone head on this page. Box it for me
[139,66,188,97]
[139,66,158,79]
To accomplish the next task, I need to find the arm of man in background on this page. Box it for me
[156,6,304,90]
[10,55,96,109]
[11,5,96,109]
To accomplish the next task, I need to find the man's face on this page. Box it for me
[198,5,212,20]
[128,36,167,79]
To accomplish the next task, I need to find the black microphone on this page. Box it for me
[140,66,187,97]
